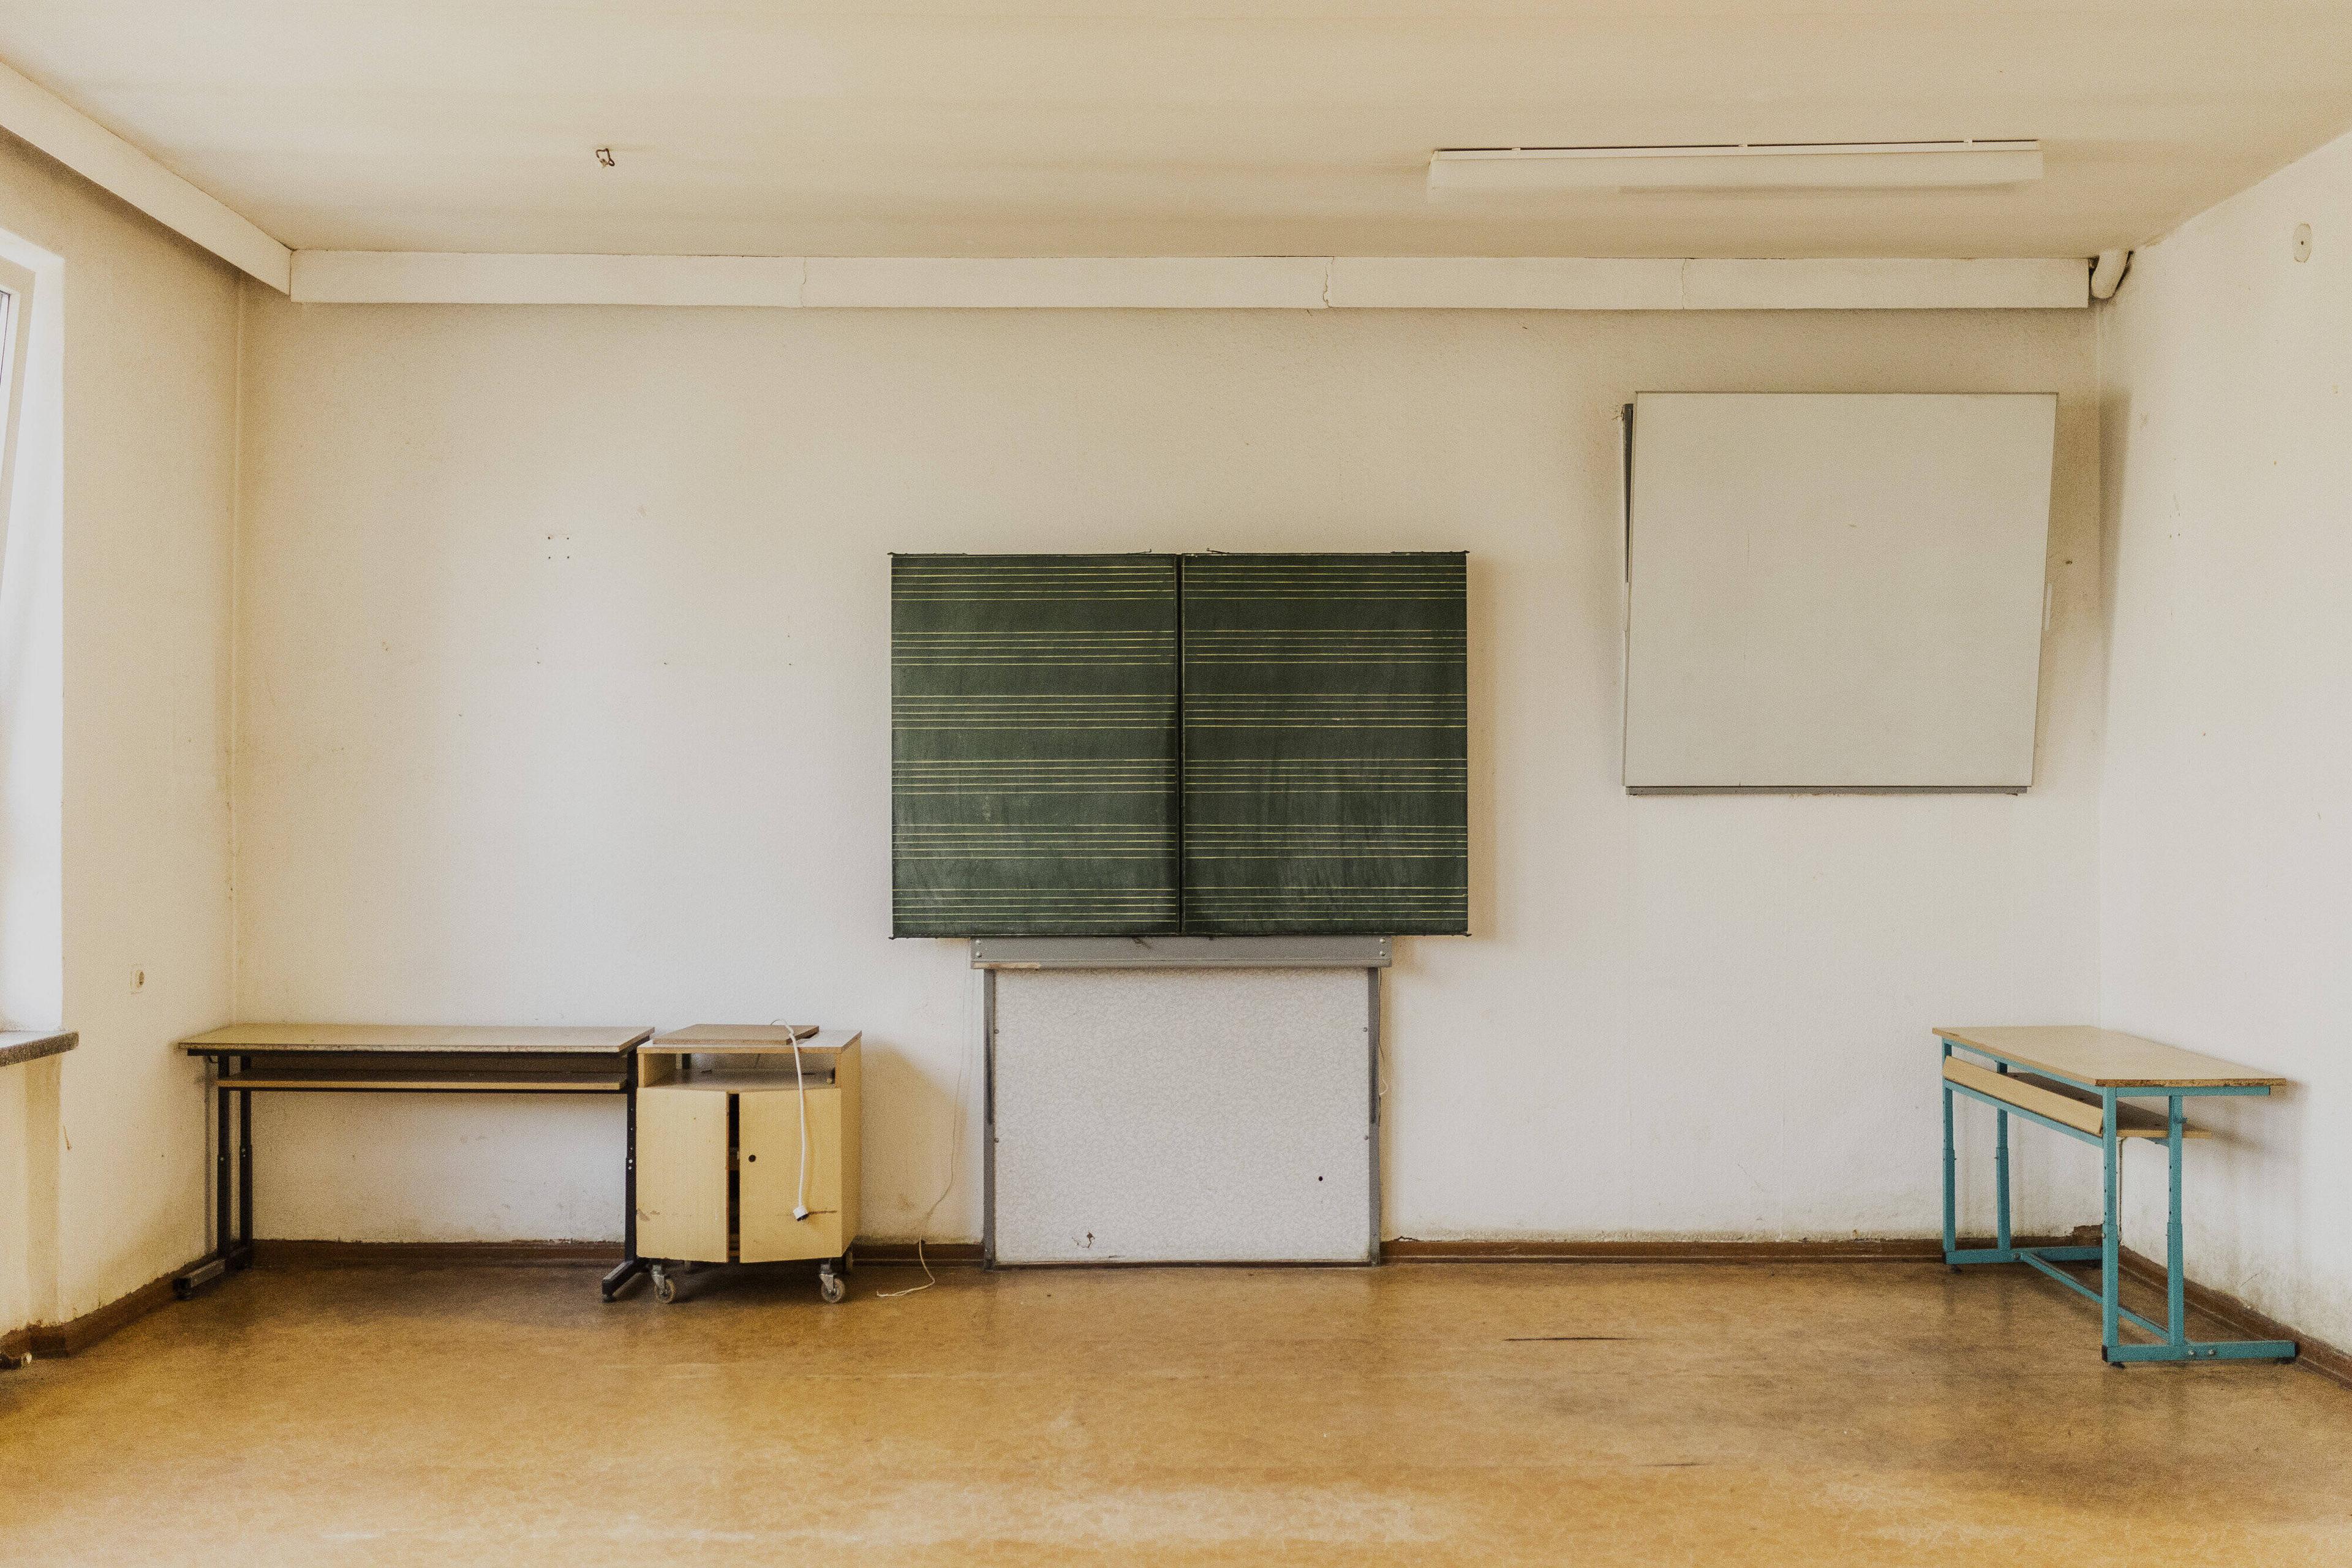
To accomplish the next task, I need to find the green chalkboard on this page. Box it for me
[890,552,1468,938]
[1180,554,1468,935]
[890,554,1181,937]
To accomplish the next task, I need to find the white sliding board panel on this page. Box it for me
[990,968,1376,1264]
[1624,393,2056,791]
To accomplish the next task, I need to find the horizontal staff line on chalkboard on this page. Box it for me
[894,699,1174,706]
[896,897,1177,906]
[1182,886,1465,894]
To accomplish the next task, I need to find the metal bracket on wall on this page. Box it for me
[970,935,1392,970]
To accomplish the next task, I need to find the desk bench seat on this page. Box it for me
[1942,1057,2211,1140]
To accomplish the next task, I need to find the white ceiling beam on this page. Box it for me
[1681,257,2086,310]
[801,256,1333,310]
[287,252,2090,311]
[291,251,806,307]
[0,58,290,292]
[1327,257,1686,310]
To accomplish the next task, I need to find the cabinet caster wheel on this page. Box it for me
[651,1265,676,1305]
[819,1267,845,1305]
[842,1248,854,1275]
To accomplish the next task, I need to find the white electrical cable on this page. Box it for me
[876,971,981,1300]
[768,1017,812,1221]
[790,1031,811,1221]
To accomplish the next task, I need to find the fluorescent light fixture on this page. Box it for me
[1428,140,2042,197]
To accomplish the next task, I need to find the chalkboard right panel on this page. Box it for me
[1180,552,1468,935]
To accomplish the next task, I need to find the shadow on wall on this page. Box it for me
[2094,385,2133,636]
[861,1033,974,1242]
[1464,551,1499,943]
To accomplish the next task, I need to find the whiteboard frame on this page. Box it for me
[982,963,1381,1266]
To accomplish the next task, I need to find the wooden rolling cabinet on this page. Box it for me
[634,1026,861,1303]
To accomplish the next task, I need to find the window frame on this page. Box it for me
[0,251,36,570]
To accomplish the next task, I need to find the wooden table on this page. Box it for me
[1934,1025,2294,1366]
[175,1024,655,1302]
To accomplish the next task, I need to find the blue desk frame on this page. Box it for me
[1937,1031,2296,1366]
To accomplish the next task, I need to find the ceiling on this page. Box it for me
[4,2,2350,260]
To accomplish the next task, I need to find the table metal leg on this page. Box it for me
[1940,1043,1958,1262]
[175,1060,241,1298]
[2166,1095,2187,1351]
[235,1059,254,1270]
[2101,1091,2122,1361]
[1994,1066,2011,1254]
[2108,1102,2294,1362]
[600,1071,647,1301]
[215,1075,231,1259]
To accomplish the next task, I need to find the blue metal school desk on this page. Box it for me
[1934,1025,2294,1366]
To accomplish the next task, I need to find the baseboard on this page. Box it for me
[249,1240,619,1267]
[253,1239,990,1268]
[853,1241,986,1267]
[876,1238,2047,1268]
[240,1238,987,1268]
[24,1267,184,1358]
[1380,1235,2077,1264]
[2117,1246,2352,1390]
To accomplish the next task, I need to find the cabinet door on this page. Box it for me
[635,1088,729,1262]
[739,1086,842,1262]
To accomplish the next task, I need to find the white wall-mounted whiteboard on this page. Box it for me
[1624,392,2056,791]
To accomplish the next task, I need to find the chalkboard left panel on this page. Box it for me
[891,555,1182,937]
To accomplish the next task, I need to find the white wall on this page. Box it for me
[2098,127,2352,1348]
[0,215,65,1346]
[0,128,239,1329]
[234,296,2103,1246]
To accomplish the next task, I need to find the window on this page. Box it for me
[0,252,35,569]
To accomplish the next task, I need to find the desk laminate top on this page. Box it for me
[180,1023,654,1056]
[1935,1026,2286,1088]
[646,1025,854,1055]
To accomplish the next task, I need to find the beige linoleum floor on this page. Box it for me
[3,1258,2349,1566]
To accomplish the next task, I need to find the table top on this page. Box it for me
[1935,1025,2286,1088]
[646,1025,854,1055]
[180,1023,654,1056]
[0,1029,76,1069]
